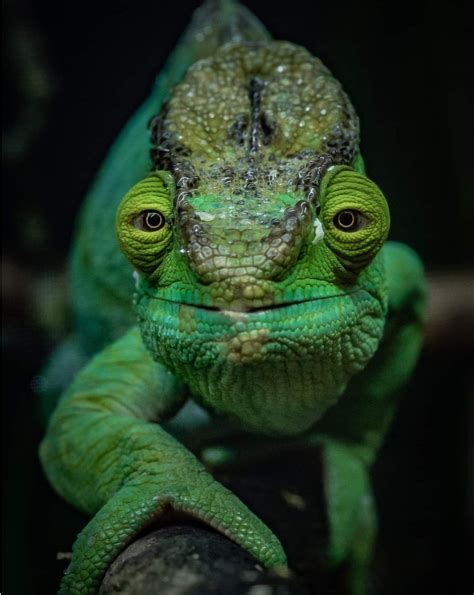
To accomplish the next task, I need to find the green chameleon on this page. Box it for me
[39,1,426,593]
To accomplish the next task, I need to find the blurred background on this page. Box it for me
[2,0,473,593]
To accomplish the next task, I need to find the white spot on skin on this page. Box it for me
[223,311,249,322]
[195,211,215,222]
[313,218,324,244]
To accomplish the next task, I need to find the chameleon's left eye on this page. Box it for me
[318,166,390,275]
[333,209,367,232]
[133,210,166,232]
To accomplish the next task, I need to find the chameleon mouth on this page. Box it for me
[147,290,363,314]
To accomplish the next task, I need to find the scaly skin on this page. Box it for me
[39,1,426,593]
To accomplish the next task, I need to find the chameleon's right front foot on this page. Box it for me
[39,328,286,594]
[59,468,286,594]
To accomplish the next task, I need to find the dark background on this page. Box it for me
[2,0,473,593]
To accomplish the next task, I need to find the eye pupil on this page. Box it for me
[145,211,163,229]
[334,209,362,231]
[133,210,166,231]
[338,211,355,227]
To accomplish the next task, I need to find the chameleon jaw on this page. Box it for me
[137,285,385,436]
[143,289,363,314]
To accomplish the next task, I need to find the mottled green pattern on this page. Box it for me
[39,1,426,594]
[164,41,357,160]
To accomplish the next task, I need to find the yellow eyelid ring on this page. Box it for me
[116,172,174,274]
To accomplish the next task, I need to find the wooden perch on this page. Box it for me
[99,524,298,595]
[424,270,474,351]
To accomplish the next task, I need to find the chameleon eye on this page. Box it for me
[133,210,166,232]
[333,209,366,232]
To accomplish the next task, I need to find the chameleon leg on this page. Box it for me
[310,242,426,592]
[319,439,373,572]
[40,327,286,595]
[58,466,285,594]
[292,437,374,595]
[345,482,377,595]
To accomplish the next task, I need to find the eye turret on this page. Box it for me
[116,172,174,274]
[318,166,390,274]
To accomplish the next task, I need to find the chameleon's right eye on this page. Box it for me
[116,172,174,275]
[133,210,166,232]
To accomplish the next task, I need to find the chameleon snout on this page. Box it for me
[179,198,313,308]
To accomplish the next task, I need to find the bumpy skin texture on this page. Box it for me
[39,1,426,594]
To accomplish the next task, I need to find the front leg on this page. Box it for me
[312,241,427,593]
[40,327,286,594]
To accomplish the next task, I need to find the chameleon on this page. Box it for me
[39,0,426,593]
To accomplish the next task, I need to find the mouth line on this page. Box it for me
[145,289,363,313]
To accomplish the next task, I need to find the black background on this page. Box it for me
[3,1,472,593]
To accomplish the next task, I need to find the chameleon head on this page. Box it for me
[116,165,390,435]
[115,42,391,435]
